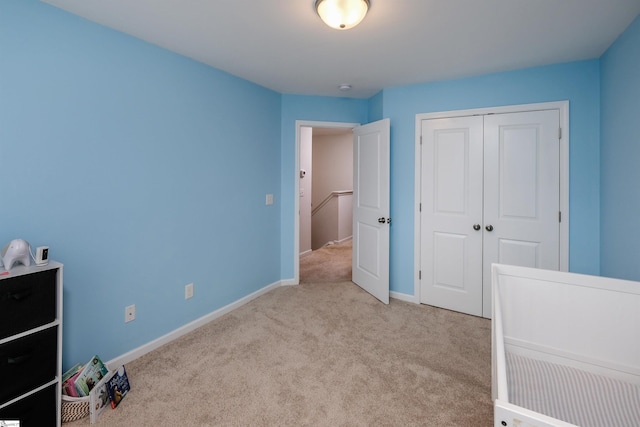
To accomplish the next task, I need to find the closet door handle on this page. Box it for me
[473,224,481,231]
[485,225,494,232]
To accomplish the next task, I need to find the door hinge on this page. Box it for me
[559,128,562,140]
[420,135,423,145]
[419,203,422,212]
[559,211,562,223]
[419,270,422,280]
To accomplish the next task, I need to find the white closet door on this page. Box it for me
[420,110,561,318]
[482,110,560,316]
[420,116,484,316]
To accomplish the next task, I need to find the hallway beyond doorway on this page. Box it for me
[300,239,352,283]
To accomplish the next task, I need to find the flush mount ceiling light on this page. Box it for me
[315,0,370,30]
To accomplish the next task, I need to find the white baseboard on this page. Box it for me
[336,236,353,244]
[299,249,313,258]
[390,291,419,304]
[318,236,353,249]
[280,278,297,286]
[106,280,283,369]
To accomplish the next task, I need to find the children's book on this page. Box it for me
[62,364,84,397]
[62,363,84,383]
[89,370,114,424]
[107,365,131,409]
[75,355,109,397]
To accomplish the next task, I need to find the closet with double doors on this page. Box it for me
[418,106,565,318]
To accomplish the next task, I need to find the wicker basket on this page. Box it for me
[61,395,90,423]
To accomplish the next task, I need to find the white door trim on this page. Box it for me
[294,120,360,285]
[413,101,570,302]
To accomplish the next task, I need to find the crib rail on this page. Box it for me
[491,263,640,427]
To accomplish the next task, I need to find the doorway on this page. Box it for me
[300,127,354,254]
[299,126,354,283]
[294,119,391,304]
[294,121,359,285]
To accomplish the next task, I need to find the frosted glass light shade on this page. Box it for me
[315,0,370,30]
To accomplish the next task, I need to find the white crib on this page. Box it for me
[491,264,640,427]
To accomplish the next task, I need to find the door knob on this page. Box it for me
[378,217,386,224]
[386,218,392,224]
[485,225,494,232]
[473,224,481,231]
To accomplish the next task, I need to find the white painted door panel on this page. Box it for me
[421,116,484,316]
[352,119,390,304]
[482,110,560,315]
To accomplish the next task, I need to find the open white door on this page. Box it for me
[352,119,390,304]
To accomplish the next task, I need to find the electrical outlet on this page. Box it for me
[266,194,274,205]
[125,304,136,323]
[185,283,194,299]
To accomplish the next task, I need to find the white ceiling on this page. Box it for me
[43,0,640,98]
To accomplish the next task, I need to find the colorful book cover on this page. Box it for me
[62,363,84,383]
[61,363,84,397]
[89,370,114,424]
[107,365,131,409]
[75,355,109,397]
[63,370,83,397]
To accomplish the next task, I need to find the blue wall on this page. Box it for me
[600,15,640,281]
[1,1,282,368]
[368,91,384,122]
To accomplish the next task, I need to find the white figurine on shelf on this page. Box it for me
[1,239,31,271]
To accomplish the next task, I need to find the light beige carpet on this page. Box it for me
[65,281,492,426]
[300,240,352,283]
